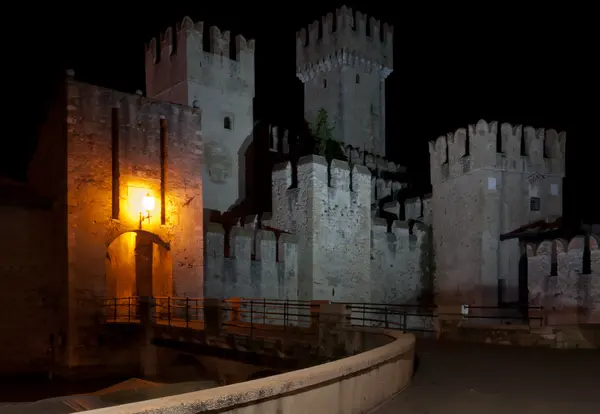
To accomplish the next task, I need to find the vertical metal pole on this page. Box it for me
[196,299,199,321]
[363,304,366,326]
[128,297,131,322]
[385,305,388,329]
[250,300,254,339]
[263,298,266,324]
[185,297,190,329]
[167,297,171,326]
[284,300,287,331]
[113,298,117,322]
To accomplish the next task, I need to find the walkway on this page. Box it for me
[374,339,600,414]
[109,317,318,344]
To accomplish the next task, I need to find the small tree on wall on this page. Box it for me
[308,108,347,162]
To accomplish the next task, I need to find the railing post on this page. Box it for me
[362,303,366,326]
[113,298,117,322]
[167,297,171,326]
[263,298,266,325]
[385,304,388,329]
[250,300,254,339]
[284,300,288,331]
[185,297,190,329]
[196,299,199,321]
[128,297,131,322]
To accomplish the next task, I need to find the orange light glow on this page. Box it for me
[127,186,156,223]
[142,193,155,212]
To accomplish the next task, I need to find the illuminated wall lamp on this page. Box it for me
[139,193,156,230]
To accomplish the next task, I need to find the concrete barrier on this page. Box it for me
[86,330,415,414]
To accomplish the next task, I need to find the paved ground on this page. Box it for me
[374,339,600,414]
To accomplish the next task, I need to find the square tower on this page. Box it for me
[145,17,255,213]
[429,120,566,306]
[296,6,393,156]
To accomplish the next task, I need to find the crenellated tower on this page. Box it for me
[265,155,372,302]
[296,6,393,156]
[428,119,566,307]
[145,17,255,213]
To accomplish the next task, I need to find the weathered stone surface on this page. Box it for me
[429,120,566,306]
[145,17,255,213]
[297,6,392,156]
[527,235,600,324]
[2,77,204,372]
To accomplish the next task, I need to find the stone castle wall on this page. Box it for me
[527,235,600,324]
[262,155,433,306]
[25,77,205,370]
[296,6,393,156]
[266,155,372,302]
[204,223,298,301]
[146,17,255,213]
[429,119,566,306]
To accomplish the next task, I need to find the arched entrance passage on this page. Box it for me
[105,231,173,301]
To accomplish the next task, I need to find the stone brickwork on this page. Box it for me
[527,235,600,324]
[204,222,298,301]
[146,17,255,213]
[22,77,204,371]
[264,156,433,306]
[429,119,566,306]
[266,155,372,302]
[296,6,393,156]
[370,219,432,305]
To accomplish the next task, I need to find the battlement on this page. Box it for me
[204,221,298,299]
[371,217,430,242]
[145,16,255,100]
[205,221,296,262]
[343,144,406,177]
[296,5,393,82]
[272,155,371,203]
[526,236,599,258]
[145,16,255,64]
[428,119,566,183]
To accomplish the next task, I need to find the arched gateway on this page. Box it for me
[105,231,173,307]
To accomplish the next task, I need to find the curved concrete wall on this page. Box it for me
[88,330,415,414]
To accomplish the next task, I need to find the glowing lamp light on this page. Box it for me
[139,192,155,229]
[142,193,155,213]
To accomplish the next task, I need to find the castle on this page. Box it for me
[142,6,578,308]
[0,6,598,375]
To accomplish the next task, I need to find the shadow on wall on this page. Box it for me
[105,231,173,302]
[237,122,292,217]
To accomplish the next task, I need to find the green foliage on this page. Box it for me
[307,108,347,162]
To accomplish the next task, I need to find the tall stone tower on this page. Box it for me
[296,6,393,156]
[429,120,566,306]
[145,17,255,213]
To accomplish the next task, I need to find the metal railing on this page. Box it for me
[222,298,316,335]
[457,304,545,326]
[102,296,141,322]
[101,296,442,333]
[101,296,318,333]
[154,296,204,328]
[333,302,438,333]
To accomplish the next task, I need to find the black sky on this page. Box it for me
[7,4,597,223]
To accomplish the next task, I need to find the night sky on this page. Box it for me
[7,4,596,224]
